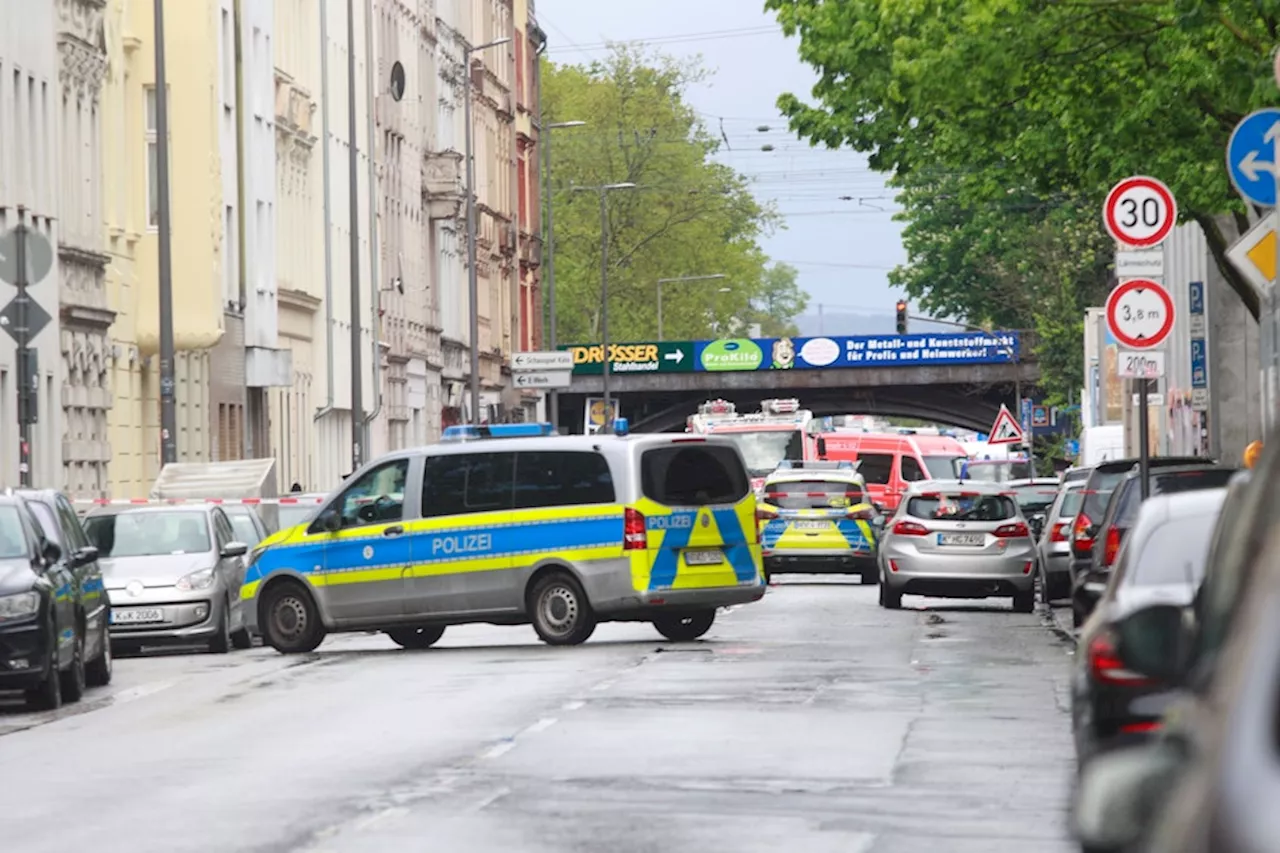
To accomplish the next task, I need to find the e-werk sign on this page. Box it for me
[563,332,1021,376]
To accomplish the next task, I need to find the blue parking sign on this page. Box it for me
[1190,338,1207,388]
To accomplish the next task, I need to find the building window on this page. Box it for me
[145,85,159,229]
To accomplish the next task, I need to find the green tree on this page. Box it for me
[764,0,1278,318]
[543,47,792,343]
[736,262,810,336]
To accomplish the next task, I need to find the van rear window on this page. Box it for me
[764,480,863,510]
[641,445,749,506]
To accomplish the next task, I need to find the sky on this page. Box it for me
[535,0,909,318]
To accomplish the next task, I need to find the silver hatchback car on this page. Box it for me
[83,506,252,653]
[878,480,1038,612]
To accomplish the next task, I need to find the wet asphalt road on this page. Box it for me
[0,580,1076,852]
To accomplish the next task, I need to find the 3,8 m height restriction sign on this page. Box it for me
[1103,176,1177,248]
[1106,278,1175,349]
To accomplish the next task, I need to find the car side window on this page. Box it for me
[26,501,62,546]
[421,453,516,517]
[514,451,616,509]
[212,510,235,546]
[858,453,895,485]
[336,459,410,529]
[900,456,926,482]
[55,496,88,550]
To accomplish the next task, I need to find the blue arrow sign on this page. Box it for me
[1227,109,1280,206]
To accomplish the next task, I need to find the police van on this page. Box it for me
[756,460,882,584]
[242,422,766,652]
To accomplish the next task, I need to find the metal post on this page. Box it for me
[14,218,30,487]
[464,46,480,425]
[599,189,611,433]
[154,0,177,466]
[346,0,363,471]
[1138,378,1151,497]
[539,57,557,430]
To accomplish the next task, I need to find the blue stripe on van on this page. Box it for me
[712,508,758,583]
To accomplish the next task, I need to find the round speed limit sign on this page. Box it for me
[1103,176,1177,248]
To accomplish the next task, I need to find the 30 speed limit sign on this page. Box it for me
[1103,176,1177,248]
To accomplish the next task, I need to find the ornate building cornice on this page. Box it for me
[57,0,108,105]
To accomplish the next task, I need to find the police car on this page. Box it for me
[757,460,882,584]
[241,421,767,652]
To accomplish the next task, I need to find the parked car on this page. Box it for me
[83,505,252,654]
[275,493,328,531]
[1072,463,1236,626]
[1037,479,1085,604]
[1070,488,1227,765]
[15,489,113,691]
[1069,453,1280,853]
[221,504,270,547]
[0,494,100,709]
[877,480,1037,612]
[1006,477,1061,539]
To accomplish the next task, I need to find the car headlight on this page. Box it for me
[175,568,216,591]
[0,591,40,622]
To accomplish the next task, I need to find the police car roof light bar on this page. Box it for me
[441,423,556,442]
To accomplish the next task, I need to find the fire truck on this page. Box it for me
[686,399,813,492]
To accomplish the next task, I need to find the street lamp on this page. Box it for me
[572,182,638,433]
[656,274,728,341]
[464,35,511,425]
[541,119,586,431]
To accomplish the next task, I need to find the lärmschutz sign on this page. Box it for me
[694,332,1021,372]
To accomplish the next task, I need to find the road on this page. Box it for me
[0,581,1076,853]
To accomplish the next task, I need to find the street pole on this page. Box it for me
[1138,377,1151,498]
[540,119,584,431]
[154,0,177,466]
[598,189,610,433]
[346,0,363,472]
[464,37,510,426]
[14,216,30,487]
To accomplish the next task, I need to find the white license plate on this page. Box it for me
[795,520,830,531]
[111,608,165,625]
[684,549,724,566]
[938,533,984,547]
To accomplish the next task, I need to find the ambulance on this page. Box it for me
[686,399,812,493]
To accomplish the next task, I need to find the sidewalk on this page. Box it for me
[1042,601,1077,644]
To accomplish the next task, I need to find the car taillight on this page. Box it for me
[1103,526,1122,567]
[993,521,1030,538]
[624,508,647,550]
[892,520,928,536]
[1087,631,1154,686]
[1050,522,1069,543]
[1073,513,1094,554]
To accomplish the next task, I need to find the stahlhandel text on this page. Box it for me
[431,532,494,557]
[572,344,659,364]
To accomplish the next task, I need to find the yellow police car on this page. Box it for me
[242,421,767,652]
[757,460,882,584]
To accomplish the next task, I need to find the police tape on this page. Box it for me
[70,497,327,507]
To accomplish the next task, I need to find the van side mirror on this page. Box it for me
[73,545,99,567]
[312,508,342,534]
[41,540,62,565]
[1115,603,1192,682]
[816,436,827,459]
[1072,742,1186,853]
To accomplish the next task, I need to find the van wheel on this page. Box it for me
[529,572,596,646]
[1012,589,1035,613]
[653,610,716,642]
[86,618,113,687]
[879,580,902,610]
[26,624,63,711]
[261,581,326,654]
[387,626,446,650]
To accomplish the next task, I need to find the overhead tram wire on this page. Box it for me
[539,24,782,56]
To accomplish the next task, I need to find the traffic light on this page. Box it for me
[895,300,908,334]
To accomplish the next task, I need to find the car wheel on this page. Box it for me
[859,570,877,586]
[653,610,716,642]
[387,626,446,650]
[261,580,326,654]
[208,600,231,654]
[879,579,902,610]
[86,617,113,687]
[26,625,63,711]
[230,627,253,650]
[60,630,87,703]
[1012,589,1035,613]
[529,572,596,646]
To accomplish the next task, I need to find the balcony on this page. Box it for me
[423,151,464,220]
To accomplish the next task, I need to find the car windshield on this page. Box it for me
[1058,489,1084,517]
[0,506,28,558]
[1011,483,1057,512]
[906,492,1017,521]
[1129,511,1220,586]
[84,511,211,557]
[923,455,966,479]
[720,430,804,477]
[764,479,863,510]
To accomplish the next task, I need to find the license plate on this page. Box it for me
[795,520,829,531]
[938,533,984,547]
[111,608,164,625]
[684,549,724,566]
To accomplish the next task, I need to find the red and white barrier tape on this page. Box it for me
[71,497,327,507]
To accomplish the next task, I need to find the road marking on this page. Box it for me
[523,716,558,735]
[481,739,516,760]
[470,787,511,812]
[110,680,177,705]
[561,700,585,711]
[591,679,615,691]
[353,806,407,831]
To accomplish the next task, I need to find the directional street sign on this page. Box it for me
[512,370,572,390]
[566,341,696,375]
[1227,108,1280,207]
[1103,176,1177,248]
[512,350,573,371]
[987,405,1025,446]
[0,226,54,286]
[0,294,52,344]
[1106,278,1175,350]
[1225,216,1276,294]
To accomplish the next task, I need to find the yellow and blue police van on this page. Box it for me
[242,421,766,652]
[756,460,882,584]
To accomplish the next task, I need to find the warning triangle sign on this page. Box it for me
[987,405,1025,445]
